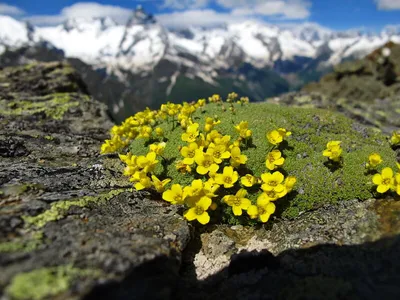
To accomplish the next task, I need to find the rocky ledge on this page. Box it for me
[1,62,400,300]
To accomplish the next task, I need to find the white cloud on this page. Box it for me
[0,2,25,15]
[24,2,132,26]
[375,0,400,10]
[221,0,311,19]
[157,8,259,27]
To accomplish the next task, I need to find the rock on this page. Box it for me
[2,61,400,300]
[270,42,400,133]
[0,62,190,300]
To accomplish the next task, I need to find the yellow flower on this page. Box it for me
[151,175,171,193]
[395,173,400,196]
[391,131,400,145]
[197,98,206,107]
[149,142,166,156]
[138,125,152,139]
[204,179,220,198]
[234,121,252,139]
[241,174,257,187]
[134,173,152,190]
[204,117,221,132]
[162,184,185,205]
[223,189,251,216]
[195,151,218,175]
[227,92,238,103]
[366,153,382,168]
[207,143,231,164]
[215,166,239,188]
[208,94,221,103]
[247,200,276,223]
[266,150,285,170]
[180,142,200,165]
[155,127,164,137]
[239,96,249,105]
[230,146,247,167]
[322,141,342,162]
[185,179,205,197]
[261,171,286,193]
[373,167,395,193]
[176,160,192,174]
[184,196,212,225]
[284,176,297,192]
[136,151,158,173]
[266,128,291,145]
[182,123,200,143]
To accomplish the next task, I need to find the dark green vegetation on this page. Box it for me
[130,102,397,219]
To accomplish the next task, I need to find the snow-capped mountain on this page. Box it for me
[1,7,399,121]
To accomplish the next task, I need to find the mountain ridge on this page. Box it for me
[1,8,400,121]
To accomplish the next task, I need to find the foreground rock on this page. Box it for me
[0,62,190,299]
[1,62,400,300]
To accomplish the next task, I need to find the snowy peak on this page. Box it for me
[283,22,334,42]
[126,5,156,27]
[62,16,118,32]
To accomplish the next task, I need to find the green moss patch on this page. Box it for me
[130,102,397,219]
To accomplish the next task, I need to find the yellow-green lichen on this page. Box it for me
[0,93,81,120]
[23,189,130,228]
[5,265,102,300]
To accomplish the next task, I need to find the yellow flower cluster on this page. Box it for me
[163,117,295,224]
[119,142,171,192]
[322,141,342,162]
[102,93,298,225]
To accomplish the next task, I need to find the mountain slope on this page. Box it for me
[1,8,400,122]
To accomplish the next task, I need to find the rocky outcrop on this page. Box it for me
[276,42,400,133]
[0,62,190,299]
[1,62,400,300]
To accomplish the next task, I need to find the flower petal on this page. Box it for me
[184,208,197,221]
[197,212,210,225]
[372,174,382,185]
[377,184,390,193]
[232,206,242,216]
[382,167,393,179]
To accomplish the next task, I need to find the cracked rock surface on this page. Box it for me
[0,62,190,300]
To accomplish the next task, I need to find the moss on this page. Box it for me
[0,93,81,120]
[130,102,397,219]
[44,135,54,141]
[5,265,102,300]
[23,189,130,228]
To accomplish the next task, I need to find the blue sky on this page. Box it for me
[1,0,400,31]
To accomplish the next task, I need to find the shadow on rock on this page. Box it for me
[83,256,181,300]
[181,234,400,300]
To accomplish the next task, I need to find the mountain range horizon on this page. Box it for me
[1,5,400,122]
